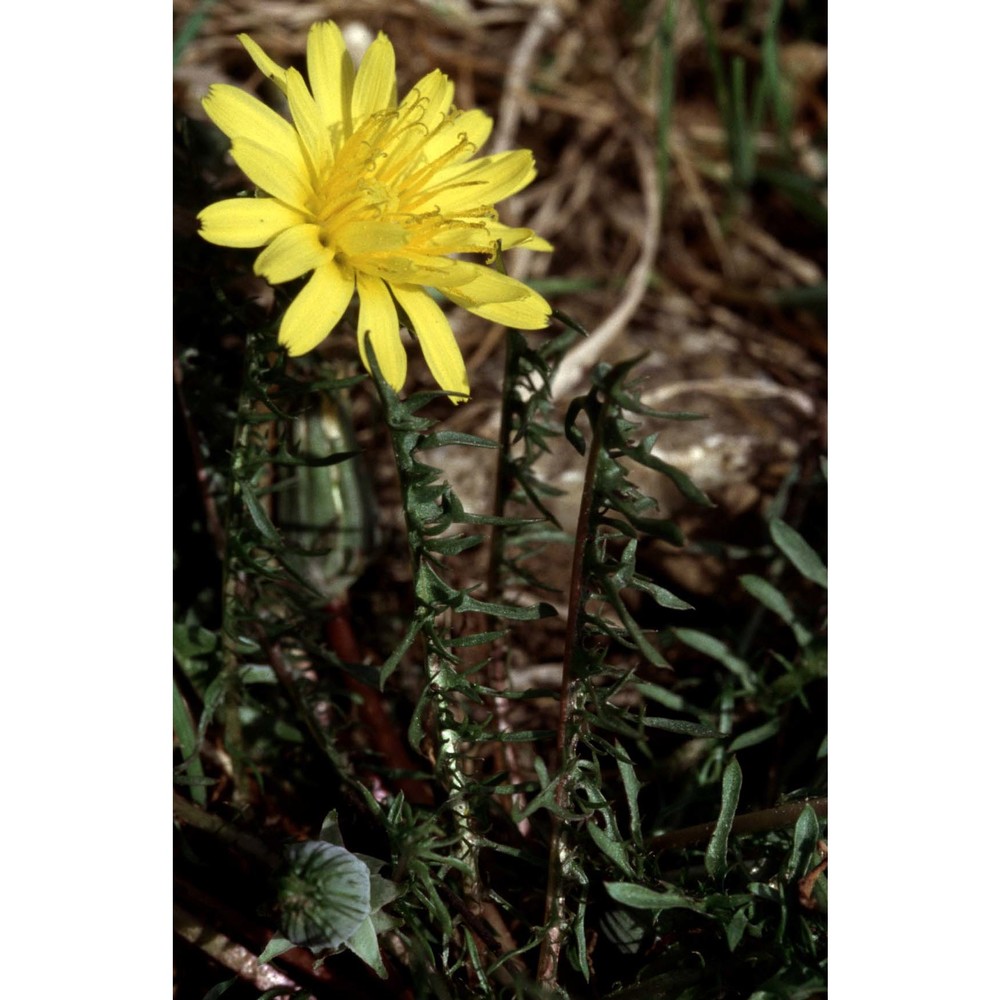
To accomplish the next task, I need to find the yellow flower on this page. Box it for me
[198,21,552,401]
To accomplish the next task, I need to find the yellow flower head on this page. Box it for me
[198,21,553,401]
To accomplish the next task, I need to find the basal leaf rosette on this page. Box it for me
[198,21,553,401]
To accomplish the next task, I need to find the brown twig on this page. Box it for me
[650,796,828,853]
[549,131,661,400]
[173,791,279,867]
[175,902,301,994]
[490,1,564,155]
[536,391,604,986]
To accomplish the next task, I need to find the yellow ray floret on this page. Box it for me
[198,20,552,401]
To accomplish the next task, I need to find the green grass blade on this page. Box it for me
[706,757,743,878]
[770,518,828,588]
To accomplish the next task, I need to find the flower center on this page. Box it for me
[309,94,486,268]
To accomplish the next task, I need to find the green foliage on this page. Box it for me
[487,319,583,599]
[692,0,793,194]
[173,0,221,64]
[175,315,826,996]
[364,337,559,733]
[770,518,828,590]
[706,757,743,878]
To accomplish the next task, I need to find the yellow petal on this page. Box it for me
[253,224,331,283]
[359,253,478,289]
[440,264,531,303]
[356,272,407,390]
[444,266,551,329]
[417,149,536,212]
[421,108,493,166]
[230,136,312,212]
[337,219,409,257]
[380,73,454,166]
[404,70,454,128]
[421,224,499,256]
[306,21,354,146]
[285,67,330,179]
[515,233,554,252]
[481,222,554,253]
[393,285,469,402]
[197,197,304,248]
[463,294,551,329]
[279,261,356,356]
[202,85,301,168]
[351,33,396,126]
[238,33,288,94]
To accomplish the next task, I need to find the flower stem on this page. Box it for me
[537,392,605,986]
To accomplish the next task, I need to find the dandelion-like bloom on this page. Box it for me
[198,21,552,400]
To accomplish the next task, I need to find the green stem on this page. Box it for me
[434,672,480,905]
[375,376,484,906]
